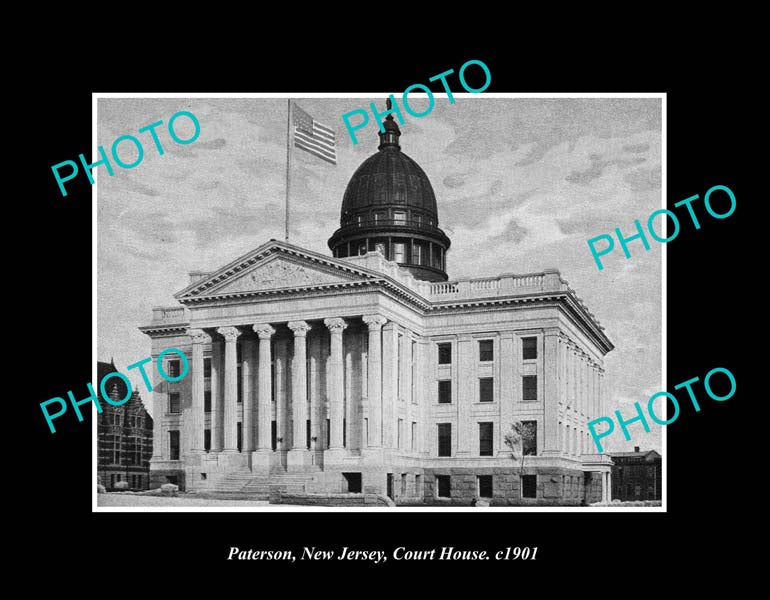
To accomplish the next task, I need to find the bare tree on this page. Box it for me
[504,421,525,482]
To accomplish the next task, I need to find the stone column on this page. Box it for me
[187,329,209,453]
[362,315,386,449]
[542,330,560,456]
[382,321,398,449]
[241,338,255,453]
[309,331,322,452]
[217,326,241,453]
[456,335,473,457]
[324,318,347,455]
[287,321,311,468]
[274,338,289,450]
[252,324,275,467]
[403,333,413,452]
[211,339,224,452]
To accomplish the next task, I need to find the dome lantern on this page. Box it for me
[328,100,451,282]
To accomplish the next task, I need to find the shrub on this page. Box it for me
[161,483,179,497]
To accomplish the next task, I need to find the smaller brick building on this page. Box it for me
[609,447,661,501]
[97,360,154,490]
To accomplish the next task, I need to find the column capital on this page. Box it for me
[187,328,211,344]
[288,321,312,337]
[252,323,276,339]
[324,317,348,334]
[362,314,387,330]
[217,326,241,342]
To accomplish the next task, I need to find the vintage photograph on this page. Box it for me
[94,94,663,510]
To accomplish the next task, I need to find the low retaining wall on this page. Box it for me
[274,492,395,507]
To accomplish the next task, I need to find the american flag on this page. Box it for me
[293,104,336,165]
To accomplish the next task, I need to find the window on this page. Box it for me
[237,365,242,403]
[522,337,537,360]
[478,475,493,498]
[479,422,494,456]
[522,475,537,498]
[411,422,417,451]
[479,377,494,403]
[374,211,386,223]
[168,393,181,414]
[438,380,452,404]
[326,418,331,448]
[237,422,242,452]
[204,358,211,378]
[436,475,451,497]
[437,342,452,364]
[110,474,115,488]
[393,242,406,263]
[415,474,422,497]
[393,210,406,224]
[438,423,452,457]
[364,418,369,447]
[204,390,211,413]
[401,473,407,495]
[522,421,537,456]
[306,420,311,449]
[271,421,277,450]
[411,340,417,404]
[413,243,423,265]
[169,430,180,460]
[358,242,367,255]
[398,419,403,449]
[343,472,362,493]
[168,360,181,378]
[522,375,537,402]
[204,429,211,452]
[479,340,494,362]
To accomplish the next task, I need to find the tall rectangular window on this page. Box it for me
[204,429,211,452]
[437,342,452,364]
[478,475,493,498]
[168,393,181,414]
[271,421,277,450]
[436,475,451,497]
[393,242,406,262]
[522,375,537,402]
[413,243,423,265]
[167,360,181,378]
[438,423,452,457]
[306,419,311,449]
[522,420,537,456]
[479,422,493,456]
[204,390,211,413]
[169,430,180,460]
[479,377,494,403]
[411,340,417,404]
[522,337,537,360]
[438,380,452,404]
[411,422,417,451]
[479,340,494,362]
[393,210,406,224]
[398,418,404,449]
[237,422,242,452]
[237,365,242,403]
[522,475,537,498]
[326,418,331,448]
[204,357,211,378]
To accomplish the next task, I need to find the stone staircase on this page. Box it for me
[211,468,320,500]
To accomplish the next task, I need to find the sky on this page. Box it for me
[97,95,663,452]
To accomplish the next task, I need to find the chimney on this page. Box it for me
[634,446,640,453]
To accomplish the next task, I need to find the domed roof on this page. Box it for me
[341,149,439,219]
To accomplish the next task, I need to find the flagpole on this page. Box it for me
[285,98,293,242]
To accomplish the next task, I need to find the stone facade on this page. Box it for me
[140,241,614,505]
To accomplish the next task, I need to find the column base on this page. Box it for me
[286,449,312,471]
[251,449,276,470]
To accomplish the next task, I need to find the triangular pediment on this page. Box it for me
[175,241,381,301]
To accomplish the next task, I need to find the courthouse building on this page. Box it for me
[140,112,614,505]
